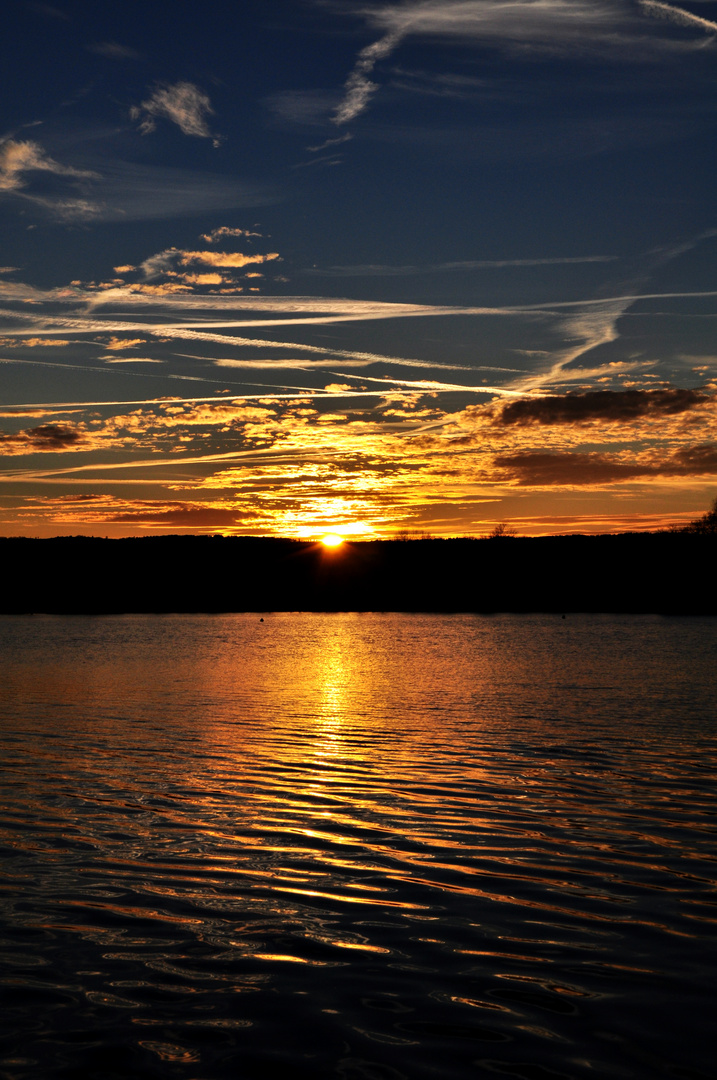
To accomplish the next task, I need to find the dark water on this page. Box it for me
[1,613,716,1080]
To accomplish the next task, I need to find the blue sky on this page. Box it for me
[1,0,717,536]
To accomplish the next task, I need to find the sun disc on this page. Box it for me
[321,533,344,548]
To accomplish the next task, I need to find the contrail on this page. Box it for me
[331,371,528,397]
[0,386,484,414]
[333,31,405,124]
[639,0,717,34]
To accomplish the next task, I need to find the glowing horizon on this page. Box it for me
[1,2,716,538]
[321,533,345,548]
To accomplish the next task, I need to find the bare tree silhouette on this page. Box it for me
[678,497,717,533]
[488,522,517,539]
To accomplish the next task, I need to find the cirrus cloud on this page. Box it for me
[131,82,222,145]
[0,139,98,193]
[330,0,717,125]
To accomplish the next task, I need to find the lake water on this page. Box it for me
[1,613,716,1080]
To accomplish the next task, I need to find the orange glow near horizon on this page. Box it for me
[321,533,345,548]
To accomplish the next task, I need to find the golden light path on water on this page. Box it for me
[0,612,716,1079]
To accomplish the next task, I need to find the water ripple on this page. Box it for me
[1,613,716,1079]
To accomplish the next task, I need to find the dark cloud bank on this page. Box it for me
[497,388,709,426]
[0,424,84,451]
[496,444,717,486]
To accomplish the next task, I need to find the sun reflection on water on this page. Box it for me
[2,614,717,1080]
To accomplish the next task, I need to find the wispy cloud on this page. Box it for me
[200,226,263,243]
[131,82,222,145]
[267,89,339,126]
[306,255,619,277]
[0,139,98,193]
[88,162,272,221]
[358,0,716,50]
[331,371,526,396]
[333,31,405,124]
[638,0,717,35]
[4,276,717,337]
[212,354,473,371]
[86,41,142,60]
[329,0,717,126]
[0,354,206,384]
[103,357,165,364]
[306,133,354,153]
[1,142,268,223]
[28,3,69,20]
[511,300,629,393]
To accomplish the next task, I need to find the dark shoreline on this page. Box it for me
[2,533,715,615]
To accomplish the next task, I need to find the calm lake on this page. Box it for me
[1,613,716,1080]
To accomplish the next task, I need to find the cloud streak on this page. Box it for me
[87,41,142,60]
[306,255,619,276]
[0,139,98,193]
[330,0,717,126]
[360,0,717,50]
[638,0,717,35]
[333,30,405,124]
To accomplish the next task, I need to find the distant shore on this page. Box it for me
[1,533,715,615]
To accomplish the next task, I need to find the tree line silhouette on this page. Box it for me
[674,497,717,534]
[1,524,714,614]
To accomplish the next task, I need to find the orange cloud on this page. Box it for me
[127,282,193,295]
[177,250,281,269]
[178,273,227,285]
[3,378,716,538]
[103,336,146,350]
[0,337,71,347]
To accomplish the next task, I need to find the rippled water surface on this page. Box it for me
[1,613,716,1080]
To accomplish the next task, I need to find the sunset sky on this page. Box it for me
[2,0,717,538]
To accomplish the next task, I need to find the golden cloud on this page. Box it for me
[4,380,716,537]
[0,337,71,348]
[103,336,147,350]
[177,250,281,269]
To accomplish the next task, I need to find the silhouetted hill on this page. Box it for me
[1,533,715,614]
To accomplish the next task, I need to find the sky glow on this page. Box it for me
[321,534,345,548]
[1,0,717,537]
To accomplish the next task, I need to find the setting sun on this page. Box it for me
[321,534,345,548]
